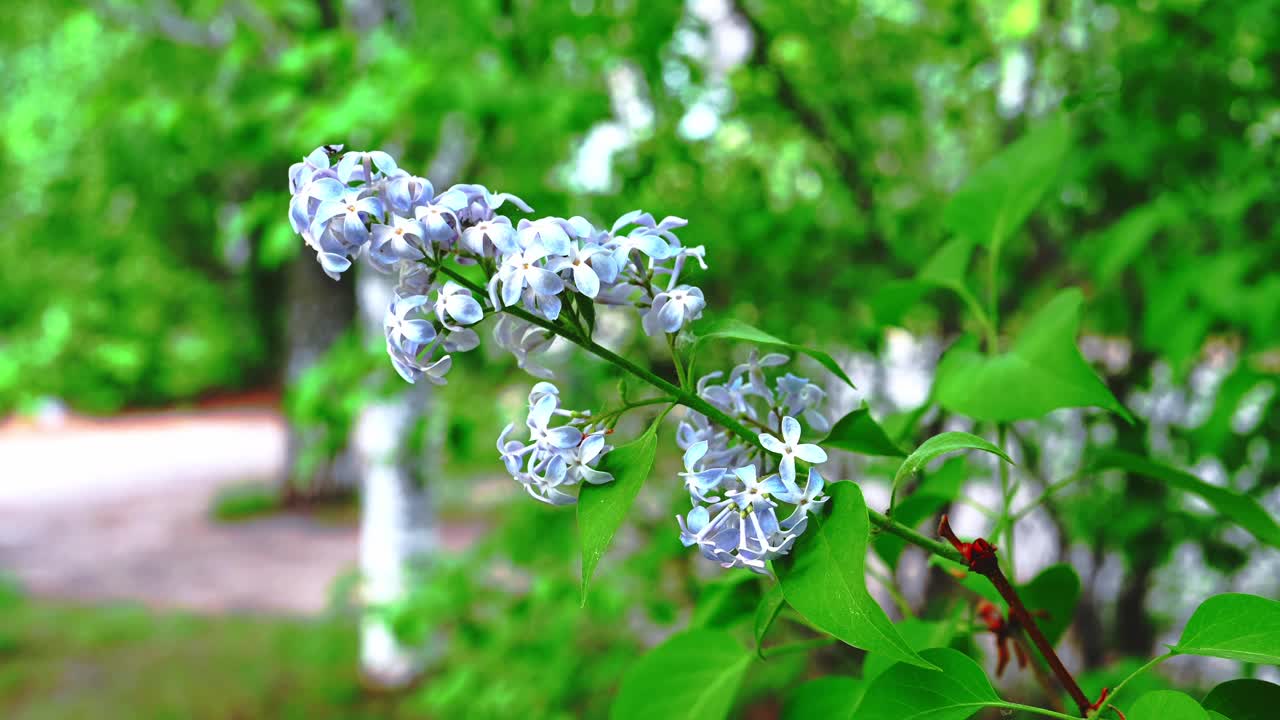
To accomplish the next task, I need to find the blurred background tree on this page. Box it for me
[1,0,1276,717]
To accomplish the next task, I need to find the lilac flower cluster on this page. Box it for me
[287,145,709,385]
[497,383,614,505]
[675,354,833,573]
[287,146,833,572]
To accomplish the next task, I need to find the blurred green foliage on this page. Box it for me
[4,0,1276,412]
[0,580,391,720]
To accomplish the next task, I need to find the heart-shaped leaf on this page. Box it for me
[1174,593,1280,665]
[775,482,933,669]
[943,111,1071,254]
[1202,679,1280,720]
[1091,450,1280,549]
[856,648,1000,720]
[578,421,659,603]
[934,288,1133,422]
[892,431,1011,507]
[823,405,906,458]
[610,629,752,720]
[692,317,855,389]
[1128,690,1209,720]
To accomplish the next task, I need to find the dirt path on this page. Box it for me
[0,410,362,614]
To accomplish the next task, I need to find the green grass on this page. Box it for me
[0,579,413,720]
[208,481,282,523]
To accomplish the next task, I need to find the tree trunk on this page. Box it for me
[283,255,357,501]
[353,267,440,689]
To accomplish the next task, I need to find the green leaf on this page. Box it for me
[782,676,865,720]
[1084,195,1178,288]
[1174,593,1280,665]
[1203,679,1280,720]
[918,237,989,324]
[692,317,855,389]
[690,573,757,629]
[1128,690,1210,720]
[856,648,999,720]
[934,288,1133,422]
[610,629,752,720]
[892,431,1011,507]
[1017,563,1081,645]
[943,111,1071,254]
[1090,450,1280,549]
[863,619,958,683]
[775,483,934,669]
[823,404,907,458]
[578,422,659,604]
[753,583,785,658]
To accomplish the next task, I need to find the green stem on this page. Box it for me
[430,261,969,567]
[1093,651,1174,716]
[868,567,914,618]
[997,423,1016,579]
[667,333,688,390]
[870,508,964,564]
[760,636,838,659]
[592,396,678,428]
[1013,471,1082,523]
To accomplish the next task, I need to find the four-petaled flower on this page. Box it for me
[433,281,484,330]
[547,240,610,298]
[759,416,828,485]
[643,285,706,336]
[384,295,436,354]
[499,247,564,311]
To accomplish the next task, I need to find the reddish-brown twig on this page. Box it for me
[939,515,1093,717]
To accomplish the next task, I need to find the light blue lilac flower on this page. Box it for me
[515,217,573,256]
[372,214,428,261]
[731,351,789,399]
[774,468,828,532]
[336,150,398,184]
[496,384,614,505]
[498,246,564,317]
[642,285,705,336]
[759,416,828,485]
[385,175,434,217]
[680,440,727,502]
[414,194,463,247]
[547,239,611,298]
[775,373,833,433]
[310,188,384,249]
[433,281,484,330]
[676,458,827,575]
[492,315,555,379]
[460,216,517,257]
[384,295,436,354]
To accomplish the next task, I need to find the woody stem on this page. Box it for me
[984,557,1090,715]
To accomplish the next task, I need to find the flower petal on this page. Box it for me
[781,416,802,445]
[758,433,787,455]
[793,443,828,464]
